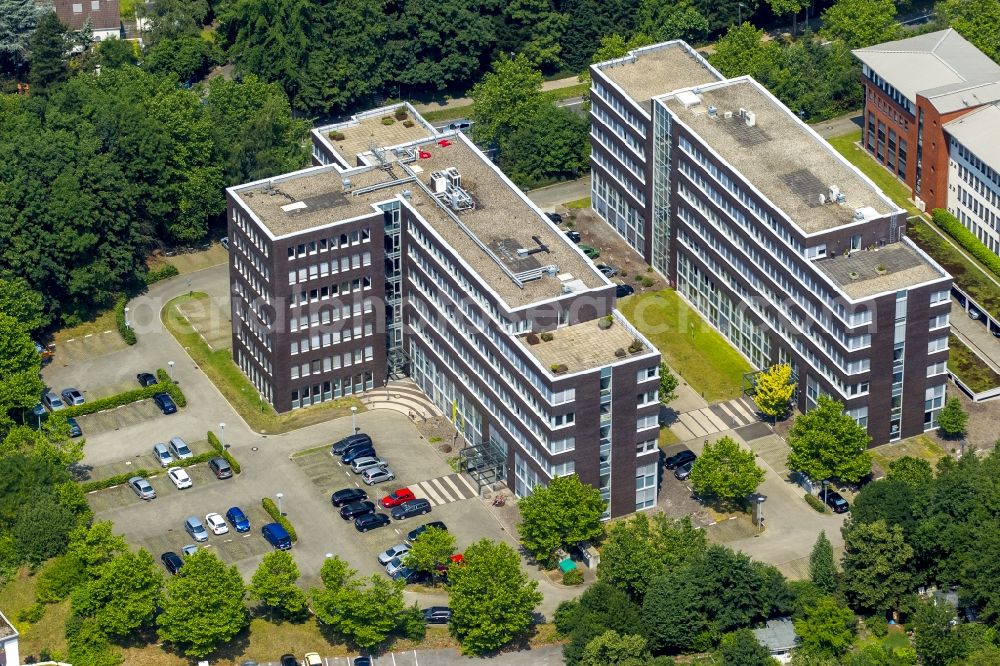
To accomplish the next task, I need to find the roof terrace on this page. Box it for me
[594,41,722,111]
[662,78,896,234]
[817,239,947,299]
[313,103,438,169]
[518,311,653,374]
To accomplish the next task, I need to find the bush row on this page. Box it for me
[932,208,1000,280]
[144,264,180,285]
[115,295,137,345]
[804,493,828,513]
[80,451,219,493]
[262,497,297,542]
[207,430,242,474]
[61,370,186,418]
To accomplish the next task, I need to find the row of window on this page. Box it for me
[592,103,646,158]
[592,146,647,205]
[290,322,375,355]
[593,80,647,137]
[866,88,911,132]
[593,171,645,255]
[233,208,270,258]
[954,209,1000,255]
[862,66,915,115]
[236,329,273,376]
[237,349,273,403]
[591,126,646,182]
[289,276,372,307]
[956,184,1000,237]
[290,346,375,379]
[289,299,374,331]
[234,255,271,292]
[288,252,373,284]
[955,142,1000,191]
[286,228,372,260]
[290,372,374,409]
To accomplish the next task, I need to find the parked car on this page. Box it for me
[546,212,563,224]
[331,433,372,456]
[385,556,408,576]
[378,543,411,566]
[381,487,415,508]
[61,387,85,406]
[355,512,391,532]
[152,442,173,467]
[391,566,428,585]
[167,467,192,489]
[185,516,209,542]
[182,544,198,556]
[406,521,448,545]
[153,393,177,414]
[362,466,395,486]
[354,658,372,666]
[161,551,183,575]
[447,119,472,132]
[616,284,635,298]
[331,487,368,507]
[31,402,45,418]
[280,655,298,666]
[262,523,292,550]
[168,437,193,460]
[42,391,66,412]
[580,244,600,259]
[341,445,377,464]
[206,512,229,535]
[970,308,982,320]
[303,654,322,666]
[423,607,452,624]
[596,264,618,278]
[350,456,388,474]
[209,456,233,479]
[665,449,696,470]
[674,461,694,481]
[340,500,376,520]
[129,476,156,500]
[226,506,251,532]
[565,230,581,243]
[137,372,158,387]
[66,417,82,438]
[391,498,432,520]
[823,490,850,514]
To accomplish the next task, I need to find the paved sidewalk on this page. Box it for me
[413,75,580,113]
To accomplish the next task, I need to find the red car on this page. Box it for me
[381,487,415,508]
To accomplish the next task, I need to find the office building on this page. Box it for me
[591,44,953,444]
[227,103,663,517]
[943,103,1000,257]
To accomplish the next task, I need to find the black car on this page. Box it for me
[616,284,635,298]
[354,512,391,532]
[823,490,850,514]
[423,606,452,624]
[331,433,372,456]
[391,566,429,585]
[331,487,368,507]
[280,655,298,666]
[674,461,694,481]
[565,230,581,243]
[66,416,83,438]
[406,521,448,544]
[391,498,432,521]
[341,445,376,464]
[161,551,184,575]
[665,448,696,470]
[340,500,376,520]
[137,372,158,387]
[546,212,563,224]
[353,658,372,666]
[152,392,177,414]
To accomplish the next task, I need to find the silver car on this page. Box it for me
[362,466,395,486]
[168,437,193,460]
[41,391,65,412]
[378,543,411,566]
[184,516,208,542]
[351,456,388,474]
[128,476,156,500]
[385,556,408,576]
[153,443,173,467]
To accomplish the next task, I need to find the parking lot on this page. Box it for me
[75,399,168,437]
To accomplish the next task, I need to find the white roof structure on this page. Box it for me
[853,29,1000,111]
[944,103,1000,171]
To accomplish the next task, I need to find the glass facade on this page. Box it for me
[652,102,673,276]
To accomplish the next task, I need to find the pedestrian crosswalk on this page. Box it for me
[670,396,760,441]
[408,473,478,507]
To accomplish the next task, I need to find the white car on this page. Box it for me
[378,543,411,566]
[303,653,322,666]
[205,512,229,535]
[351,456,388,474]
[167,467,192,489]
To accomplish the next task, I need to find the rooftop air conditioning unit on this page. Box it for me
[707,106,718,118]
[818,193,826,205]
[724,111,733,119]
[430,171,448,194]
[744,110,756,127]
[828,184,840,201]
[341,178,352,190]
[444,167,461,189]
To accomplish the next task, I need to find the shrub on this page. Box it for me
[614,348,626,358]
[526,332,540,345]
[550,363,568,374]
[394,107,408,120]
[562,568,584,586]
[628,339,643,354]
[35,555,85,603]
[80,453,213,493]
[598,315,614,330]
[402,120,415,128]
[155,368,187,407]
[932,208,1000,280]
[540,331,554,342]
[115,295,136,345]
[804,493,828,513]
[207,430,242,474]
[60,374,186,418]
[328,130,345,141]
[262,497,297,542]
[398,605,426,641]
[866,613,888,637]
[144,264,180,285]
[17,603,45,623]
[639,276,654,288]
[381,117,395,125]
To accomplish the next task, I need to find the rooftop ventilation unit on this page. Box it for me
[677,90,702,109]
[828,185,840,201]
[724,110,733,119]
[444,167,461,189]
[707,106,718,118]
[401,189,413,200]
[341,178,352,190]
[430,171,449,194]
[744,110,756,127]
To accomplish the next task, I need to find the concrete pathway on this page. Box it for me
[670,396,759,441]
[811,110,863,139]
[949,297,1000,373]
[413,75,581,113]
[525,176,591,210]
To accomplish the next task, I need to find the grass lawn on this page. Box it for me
[0,566,71,661]
[949,334,1000,393]
[869,434,946,474]
[162,292,363,434]
[52,308,119,344]
[147,243,228,276]
[828,131,922,216]
[566,196,591,209]
[658,426,680,449]
[618,290,752,402]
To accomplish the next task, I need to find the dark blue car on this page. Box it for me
[66,417,83,438]
[341,445,376,464]
[262,523,292,550]
[226,506,250,532]
[152,392,177,415]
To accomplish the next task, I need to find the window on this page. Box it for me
[930,289,950,306]
[91,0,100,8]
[636,413,658,431]
[927,361,947,377]
[636,439,657,456]
[929,313,949,330]
[72,2,82,10]
[928,336,949,354]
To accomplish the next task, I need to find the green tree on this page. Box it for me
[912,598,965,666]
[0,312,45,429]
[580,629,652,665]
[28,11,69,92]
[96,37,138,69]
[821,0,900,49]
[636,0,710,43]
[556,583,645,665]
[142,0,208,43]
[809,532,837,594]
[768,0,809,35]
[249,550,307,619]
[157,550,248,657]
[642,571,707,653]
[659,363,679,403]
[689,436,765,506]
[311,555,405,650]
[885,456,933,489]
[0,276,47,333]
[501,0,566,70]
[753,364,795,422]
[936,397,968,438]
[794,595,856,658]
[841,520,913,612]
[66,614,122,666]
[710,22,780,79]
[143,34,218,83]
[939,0,1000,64]
[517,474,606,567]
[72,549,163,637]
[12,493,76,564]
[471,52,544,148]
[719,628,777,666]
[404,526,457,581]
[0,0,49,76]
[397,604,427,642]
[498,104,589,188]
[448,539,542,655]
[788,395,872,483]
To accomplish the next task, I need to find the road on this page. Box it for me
[414,74,581,114]
[811,110,863,139]
[950,297,1000,373]
[526,177,590,210]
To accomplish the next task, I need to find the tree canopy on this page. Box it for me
[517,473,605,566]
[689,436,765,506]
[788,395,872,483]
[753,364,795,422]
[821,0,900,49]
[311,555,406,650]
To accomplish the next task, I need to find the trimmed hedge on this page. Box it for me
[61,369,185,418]
[115,295,137,345]
[804,493,829,513]
[144,264,180,285]
[262,497,297,542]
[207,430,242,474]
[80,452,217,493]
[932,208,1000,280]
[156,368,187,407]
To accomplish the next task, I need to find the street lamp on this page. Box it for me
[124,306,130,328]
[219,422,226,449]
[276,492,284,516]
[822,479,828,507]
[737,1,747,24]
[167,361,175,381]
[351,405,358,434]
